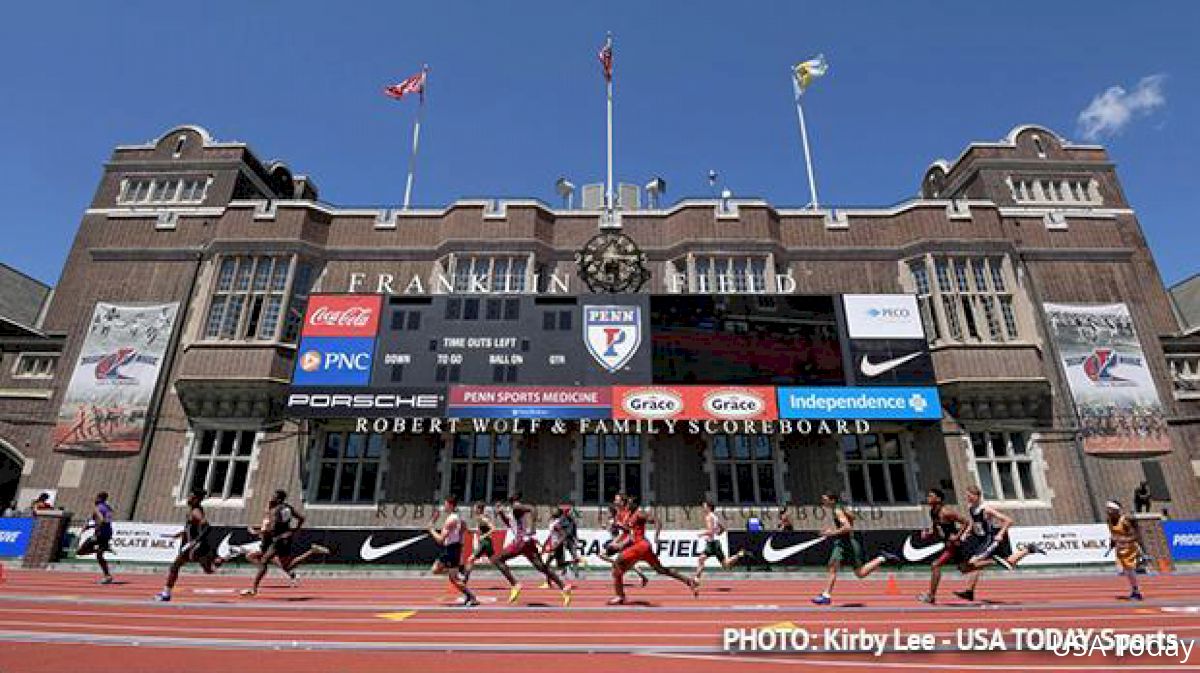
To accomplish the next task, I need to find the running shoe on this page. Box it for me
[538,581,550,589]
[607,596,626,605]
[508,584,523,604]
[239,588,257,597]
[811,594,831,605]
[690,579,700,599]
[1130,590,1144,601]
[639,573,649,588]
[993,554,1015,571]
[953,589,975,601]
[98,576,114,585]
[154,591,171,602]
[562,589,573,607]
[879,550,903,564]
[288,572,300,588]
[311,544,331,555]
[916,593,935,604]
[462,595,480,607]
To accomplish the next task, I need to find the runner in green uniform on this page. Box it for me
[812,491,900,605]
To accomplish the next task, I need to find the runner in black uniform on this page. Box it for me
[156,488,224,601]
[463,501,495,582]
[917,487,970,604]
[241,490,330,597]
[952,486,1045,601]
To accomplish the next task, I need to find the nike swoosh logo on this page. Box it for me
[360,534,428,561]
[860,352,923,377]
[217,533,260,559]
[902,536,945,562]
[761,535,828,563]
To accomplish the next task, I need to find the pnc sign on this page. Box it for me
[291,337,376,387]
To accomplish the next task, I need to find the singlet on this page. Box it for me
[184,507,208,545]
[831,506,855,538]
[547,517,566,546]
[508,505,533,541]
[701,511,725,540]
[629,511,648,543]
[607,506,621,537]
[444,513,464,545]
[967,504,995,540]
[95,502,113,533]
[271,503,296,538]
[559,513,577,539]
[930,505,959,541]
[477,516,493,536]
[1108,515,1137,548]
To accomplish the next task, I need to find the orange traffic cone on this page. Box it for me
[1157,557,1172,574]
[884,573,899,596]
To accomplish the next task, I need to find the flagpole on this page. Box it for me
[403,65,428,211]
[605,34,614,213]
[791,75,820,210]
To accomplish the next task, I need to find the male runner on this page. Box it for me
[156,488,225,601]
[541,505,582,584]
[693,500,748,584]
[596,493,649,586]
[76,491,116,584]
[240,491,330,596]
[610,496,698,605]
[916,487,972,604]
[952,486,1045,601]
[811,491,900,605]
[492,493,572,606]
[429,496,478,606]
[463,501,495,582]
[1105,500,1144,600]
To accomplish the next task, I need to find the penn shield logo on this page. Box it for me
[621,388,683,419]
[1082,348,1131,384]
[703,390,766,419]
[583,305,642,373]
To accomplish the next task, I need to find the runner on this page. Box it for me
[75,491,116,584]
[240,491,330,596]
[492,493,572,606]
[595,493,649,587]
[429,496,478,607]
[917,487,971,604]
[540,505,582,585]
[610,496,698,605]
[463,501,495,582]
[1105,500,1145,600]
[155,488,225,602]
[811,491,900,605]
[952,486,1046,601]
[693,500,747,584]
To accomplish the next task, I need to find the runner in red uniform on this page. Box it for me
[492,493,573,607]
[609,496,698,605]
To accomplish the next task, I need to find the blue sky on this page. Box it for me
[1,2,1196,287]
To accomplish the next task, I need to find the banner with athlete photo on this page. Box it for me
[75,522,183,563]
[1043,302,1169,455]
[1006,524,1112,566]
[53,301,180,452]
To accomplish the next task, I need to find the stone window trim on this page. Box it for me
[11,352,58,379]
[1005,175,1102,207]
[834,432,921,506]
[437,433,522,504]
[437,253,534,294]
[117,175,211,206]
[702,434,788,506]
[960,429,1053,507]
[307,431,389,505]
[576,434,649,506]
[902,254,1036,348]
[197,254,313,344]
[173,428,262,508]
[666,253,779,294]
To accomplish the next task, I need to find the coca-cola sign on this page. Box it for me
[301,295,382,338]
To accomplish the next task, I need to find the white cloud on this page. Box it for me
[1077,74,1167,141]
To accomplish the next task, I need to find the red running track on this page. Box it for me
[2,567,1200,672]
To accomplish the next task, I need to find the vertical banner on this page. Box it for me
[53,302,180,452]
[1044,303,1168,454]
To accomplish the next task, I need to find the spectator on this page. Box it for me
[1134,482,1152,514]
[746,516,764,533]
[778,506,794,531]
[31,493,53,512]
[1,501,18,517]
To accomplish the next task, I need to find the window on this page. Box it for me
[12,353,57,378]
[119,176,207,205]
[444,255,530,293]
[205,256,308,341]
[970,431,1040,501]
[186,430,256,500]
[312,432,385,504]
[711,435,777,504]
[448,434,512,502]
[839,433,914,504]
[684,255,770,294]
[1010,176,1100,206]
[907,255,1021,344]
[582,435,642,504]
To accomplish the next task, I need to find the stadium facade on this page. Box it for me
[1,123,1197,532]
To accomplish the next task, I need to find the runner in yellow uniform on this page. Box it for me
[1105,500,1144,601]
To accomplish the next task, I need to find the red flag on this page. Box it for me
[384,70,426,102]
[598,36,612,82]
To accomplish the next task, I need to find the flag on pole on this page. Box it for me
[792,54,828,92]
[598,35,613,82]
[384,70,427,102]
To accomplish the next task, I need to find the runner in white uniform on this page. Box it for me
[492,493,571,606]
[429,496,477,606]
[693,501,747,583]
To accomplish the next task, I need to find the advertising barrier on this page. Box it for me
[776,386,942,420]
[76,522,182,562]
[1007,524,1112,566]
[1162,520,1200,562]
[0,518,35,557]
[728,530,947,567]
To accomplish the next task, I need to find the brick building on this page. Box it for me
[0,122,1195,531]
